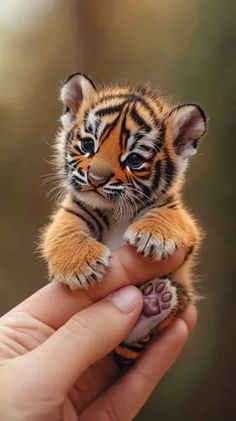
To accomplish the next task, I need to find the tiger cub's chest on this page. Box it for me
[101,204,157,251]
[102,220,130,251]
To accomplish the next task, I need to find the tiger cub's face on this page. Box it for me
[58,73,206,215]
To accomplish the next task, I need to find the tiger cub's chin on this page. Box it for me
[75,190,114,210]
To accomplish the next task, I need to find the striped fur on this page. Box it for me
[41,73,207,365]
[61,88,177,216]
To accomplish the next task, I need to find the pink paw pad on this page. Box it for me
[142,280,173,317]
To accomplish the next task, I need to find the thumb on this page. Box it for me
[21,286,142,392]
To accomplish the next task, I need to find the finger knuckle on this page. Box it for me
[98,401,120,421]
[115,254,134,286]
[132,365,152,386]
[65,313,95,336]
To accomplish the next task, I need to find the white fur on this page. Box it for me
[75,190,114,210]
[102,220,129,250]
[121,129,160,163]
[60,112,74,130]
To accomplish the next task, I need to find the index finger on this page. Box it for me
[7,245,186,329]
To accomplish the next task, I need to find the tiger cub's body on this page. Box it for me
[41,73,206,363]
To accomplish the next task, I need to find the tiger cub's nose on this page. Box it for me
[88,171,112,188]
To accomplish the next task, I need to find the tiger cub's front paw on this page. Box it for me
[124,223,177,260]
[49,239,111,290]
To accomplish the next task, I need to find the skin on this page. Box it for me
[0,246,197,421]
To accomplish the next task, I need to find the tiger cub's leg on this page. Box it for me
[114,206,200,366]
[40,196,111,289]
[125,275,189,344]
[113,271,189,367]
[124,206,200,302]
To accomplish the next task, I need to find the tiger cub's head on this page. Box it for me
[57,73,207,216]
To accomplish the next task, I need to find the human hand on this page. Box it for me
[0,245,197,421]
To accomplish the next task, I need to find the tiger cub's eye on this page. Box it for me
[80,137,95,154]
[126,153,144,169]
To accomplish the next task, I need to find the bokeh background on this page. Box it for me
[0,0,235,419]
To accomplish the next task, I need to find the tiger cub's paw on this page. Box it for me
[124,278,187,344]
[49,240,111,290]
[124,224,177,260]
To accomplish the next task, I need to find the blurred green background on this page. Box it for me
[0,0,235,419]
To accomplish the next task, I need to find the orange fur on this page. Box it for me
[41,197,111,289]
[125,205,202,300]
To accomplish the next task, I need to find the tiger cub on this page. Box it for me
[41,73,206,365]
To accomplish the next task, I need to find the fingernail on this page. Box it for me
[108,286,142,314]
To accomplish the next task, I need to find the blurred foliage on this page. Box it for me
[0,0,235,419]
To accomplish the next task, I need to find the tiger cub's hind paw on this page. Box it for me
[124,278,187,344]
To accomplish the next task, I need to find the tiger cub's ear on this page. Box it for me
[169,104,207,160]
[60,73,96,129]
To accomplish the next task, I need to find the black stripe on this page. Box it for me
[100,114,121,144]
[119,343,146,353]
[128,138,138,152]
[78,202,103,237]
[100,93,131,102]
[121,106,129,135]
[66,157,80,167]
[75,274,83,286]
[62,207,96,236]
[113,353,135,365]
[70,177,83,191]
[120,107,130,150]
[95,103,126,117]
[163,155,176,192]
[152,160,162,191]
[83,111,102,136]
[71,176,84,187]
[130,96,159,127]
[64,161,70,175]
[73,144,82,154]
[123,130,131,151]
[65,128,73,147]
[137,181,151,200]
[168,203,178,209]
[158,123,166,147]
[84,120,94,135]
[94,208,110,228]
[157,195,174,208]
[138,143,151,152]
[133,199,156,218]
[130,106,151,132]
[108,180,123,186]
[93,119,101,137]
[73,198,104,235]
[121,108,134,153]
